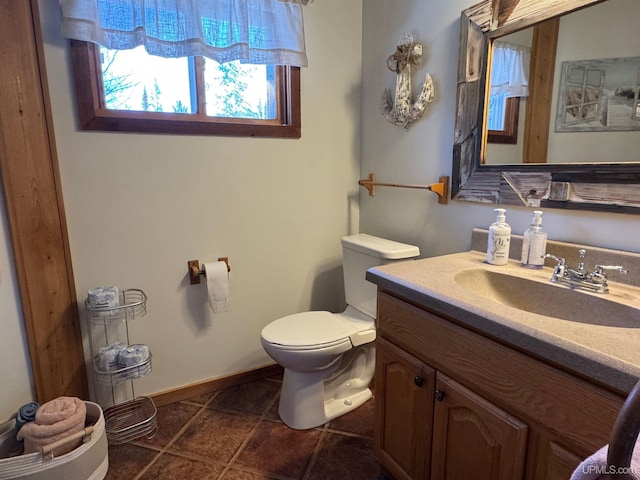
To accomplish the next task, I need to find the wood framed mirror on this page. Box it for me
[452,0,640,213]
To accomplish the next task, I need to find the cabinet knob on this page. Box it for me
[414,376,425,387]
[435,389,445,401]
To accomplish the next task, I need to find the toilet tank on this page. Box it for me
[341,234,420,318]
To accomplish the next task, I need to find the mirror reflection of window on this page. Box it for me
[488,93,508,131]
[487,41,530,144]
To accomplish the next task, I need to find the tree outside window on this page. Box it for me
[70,41,301,138]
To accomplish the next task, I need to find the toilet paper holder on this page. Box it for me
[188,258,230,285]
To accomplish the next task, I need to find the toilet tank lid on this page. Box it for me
[341,234,420,260]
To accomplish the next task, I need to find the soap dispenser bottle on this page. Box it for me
[486,208,511,265]
[521,210,548,268]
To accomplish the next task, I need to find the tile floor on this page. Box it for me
[105,375,382,479]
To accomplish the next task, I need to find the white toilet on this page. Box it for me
[260,234,420,430]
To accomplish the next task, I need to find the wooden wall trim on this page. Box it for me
[151,364,283,408]
[523,19,559,164]
[0,0,88,402]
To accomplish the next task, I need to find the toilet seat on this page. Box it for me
[261,311,375,351]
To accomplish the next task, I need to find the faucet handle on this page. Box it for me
[544,254,566,280]
[576,249,587,274]
[593,265,628,276]
[544,253,565,265]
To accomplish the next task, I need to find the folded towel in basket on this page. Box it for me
[16,397,86,455]
[571,437,640,480]
[14,402,39,431]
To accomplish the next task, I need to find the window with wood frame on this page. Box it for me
[487,40,530,145]
[488,96,520,144]
[69,41,301,138]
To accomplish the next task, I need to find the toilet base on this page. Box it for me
[324,388,372,424]
[278,368,372,430]
[277,345,375,430]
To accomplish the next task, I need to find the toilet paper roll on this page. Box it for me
[203,261,230,313]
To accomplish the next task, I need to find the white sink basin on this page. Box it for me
[454,268,640,327]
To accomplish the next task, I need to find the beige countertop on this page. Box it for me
[366,232,640,395]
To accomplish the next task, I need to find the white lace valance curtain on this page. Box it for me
[59,0,308,66]
[490,41,530,98]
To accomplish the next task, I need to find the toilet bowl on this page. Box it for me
[261,306,376,430]
[260,234,420,430]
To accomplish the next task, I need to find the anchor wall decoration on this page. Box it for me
[380,33,435,129]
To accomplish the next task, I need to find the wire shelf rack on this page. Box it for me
[86,287,157,445]
[86,289,148,325]
[103,396,157,445]
[93,353,153,387]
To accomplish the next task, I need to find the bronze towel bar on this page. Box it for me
[358,173,449,204]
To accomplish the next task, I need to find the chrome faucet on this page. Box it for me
[543,249,627,293]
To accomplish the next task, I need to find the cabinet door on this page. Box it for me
[375,337,435,480]
[535,439,584,480]
[431,373,528,480]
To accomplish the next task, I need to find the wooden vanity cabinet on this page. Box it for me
[375,338,528,480]
[375,337,435,480]
[431,373,528,480]
[374,291,625,480]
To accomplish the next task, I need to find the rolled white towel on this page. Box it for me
[118,344,151,379]
[97,342,127,371]
[117,344,149,367]
[88,286,119,309]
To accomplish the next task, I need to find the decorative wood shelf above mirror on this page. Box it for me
[452,0,640,214]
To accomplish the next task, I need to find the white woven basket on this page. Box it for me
[0,402,108,480]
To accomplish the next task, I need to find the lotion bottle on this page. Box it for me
[486,208,511,265]
[520,210,548,268]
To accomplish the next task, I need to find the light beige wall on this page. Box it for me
[38,0,363,399]
[0,185,34,419]
[360,0,640,258]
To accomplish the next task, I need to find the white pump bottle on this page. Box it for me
[486,208,511,265]
[520,210,548,268]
